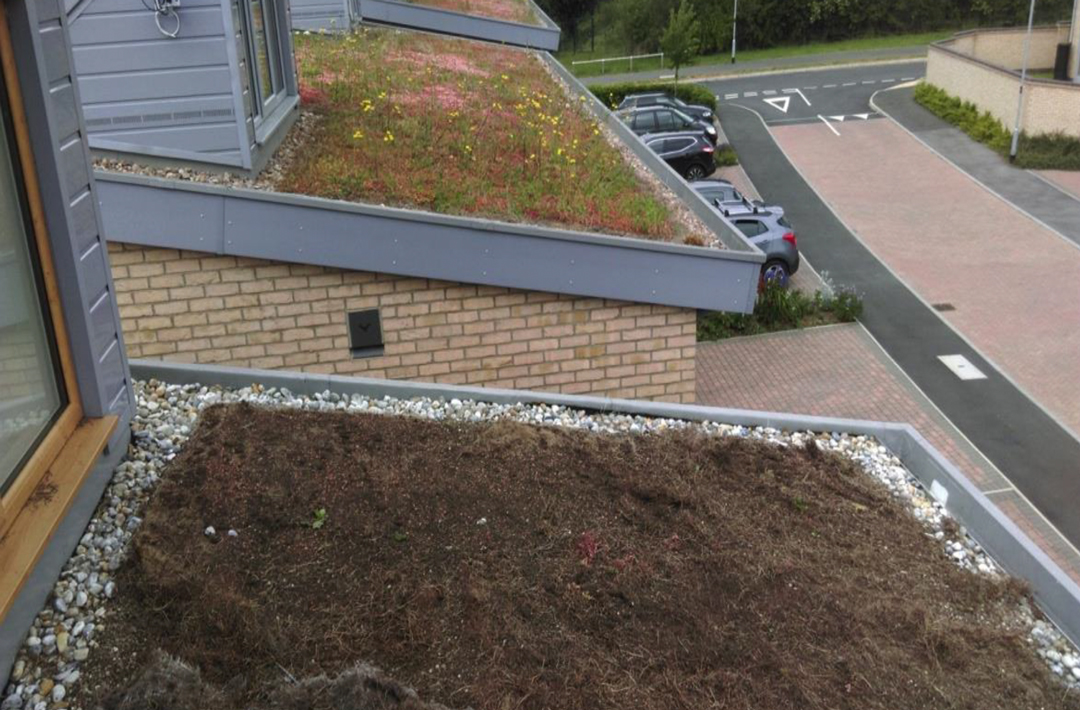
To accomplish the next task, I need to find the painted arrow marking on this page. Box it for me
[763,96,791,113]
[853,113,871,120]
[828,115,846,122]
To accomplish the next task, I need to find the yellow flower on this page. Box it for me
[378,91,387,99]
[352,130,364,139]
[501,74,509,81]
[464,144,473,153]
[384,130,394,143]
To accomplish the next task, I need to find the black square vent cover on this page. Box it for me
[347,309,383,358]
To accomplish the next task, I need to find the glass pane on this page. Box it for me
[0,97,64,493]
[250,0,274,104]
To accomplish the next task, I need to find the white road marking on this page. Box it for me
[861,80,876,85]
[881,78,896,83]
[817,114,841,136]
[804,86,818,90]
[828,115,846,122]
[793,88,812,107]
[853,113,871,120]
[823,84,837,88]
[782,88,798,94]
[762,89,778,95]
[842,82,856,87]
[724,93,739,100]
[901,76,916,81]
[938,355,988,381]
[744,91,758,97]
[659,74,675,79]
[763,96,791,113]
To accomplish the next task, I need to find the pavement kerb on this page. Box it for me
[585,55,927,87]
[869,85,1080,256]
[128,358,1080,648]
[732,100,1080,451]
[1029,168,1080,204]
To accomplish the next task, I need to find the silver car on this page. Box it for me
[722,206,800,286]
[690,179,784,217]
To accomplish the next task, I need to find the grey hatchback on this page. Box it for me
[724,207,800,286]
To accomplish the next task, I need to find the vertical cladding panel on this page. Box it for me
[9,0,133,419]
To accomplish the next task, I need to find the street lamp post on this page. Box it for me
[1010,0,1038,162]
[731,0,737,64]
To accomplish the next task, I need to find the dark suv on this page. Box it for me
[615,106,718,144]
[617,92,714,123]
[643,132,715,180]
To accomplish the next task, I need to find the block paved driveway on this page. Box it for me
[770,117,1080,437]
[697,324,1080,584]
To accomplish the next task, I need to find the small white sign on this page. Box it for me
[938,354,988,381]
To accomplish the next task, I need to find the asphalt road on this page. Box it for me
[703,61,926,127]
[716,75,1080,549]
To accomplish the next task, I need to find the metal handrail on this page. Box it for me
[571,51,663,74]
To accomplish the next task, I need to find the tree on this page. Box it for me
[660,0,701,84]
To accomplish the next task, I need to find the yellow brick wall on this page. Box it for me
[108,243,697,403]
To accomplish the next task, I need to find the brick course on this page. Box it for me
[109,244,697,403]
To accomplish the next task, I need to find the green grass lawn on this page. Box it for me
[559,30,950,78]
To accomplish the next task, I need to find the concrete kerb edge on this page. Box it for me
[129,358,1080,648]
[588,56,928,87]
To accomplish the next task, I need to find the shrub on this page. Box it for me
[588,81,718,112]
[696,281,863,341]
[914,83,1080,170]
[715,145,738,167]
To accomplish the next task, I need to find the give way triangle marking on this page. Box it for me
[763,96,790,113]
[828,115,846,122]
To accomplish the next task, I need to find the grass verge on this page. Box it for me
[284,28,704,242]
[560,30,950,78]
[698,282,863,341]
[914,82,1080,170]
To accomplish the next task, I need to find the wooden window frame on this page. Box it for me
[0,3,85,538]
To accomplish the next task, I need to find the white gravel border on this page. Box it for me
[2,379,1078,710]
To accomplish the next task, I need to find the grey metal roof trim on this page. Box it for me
[357,0,560,50]
[95,170,763,312]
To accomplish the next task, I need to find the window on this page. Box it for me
[634,111,657,133]
[0,74,66,494]
[734,220,765,237]
[240,0,286,126]
[667,137,694,153]
[655,110,677,131]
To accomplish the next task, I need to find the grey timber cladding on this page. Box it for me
[7,0,134,424]
[358,0,560,51]
[66,0,247,166]
[290,0,349,31]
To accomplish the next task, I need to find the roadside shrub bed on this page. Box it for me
[283,29,703,242]
[588,81,718,111]
[698,282,863,341]
[914,82,1080,170]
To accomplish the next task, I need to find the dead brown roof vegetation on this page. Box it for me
[82,404,1079,710]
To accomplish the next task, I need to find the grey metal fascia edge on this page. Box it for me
[95,168,762,312]
[95,170,758,260]
[88,137,247,170]
[94,172,761,312]
[129,357,1080,648]
[539,52,757,255]
[358,0,560,51]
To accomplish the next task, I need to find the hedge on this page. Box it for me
[914,83,1080,170]
[587,81,718,112]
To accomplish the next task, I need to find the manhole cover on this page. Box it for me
[932,303,956,312]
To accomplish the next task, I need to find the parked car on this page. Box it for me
[617,92,715,123]
[724,206,800,286]
[643,132,716,180]
[616,106,718,144]
[689,179,779,217]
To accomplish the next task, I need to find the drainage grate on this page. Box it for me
[932,303,956,312]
